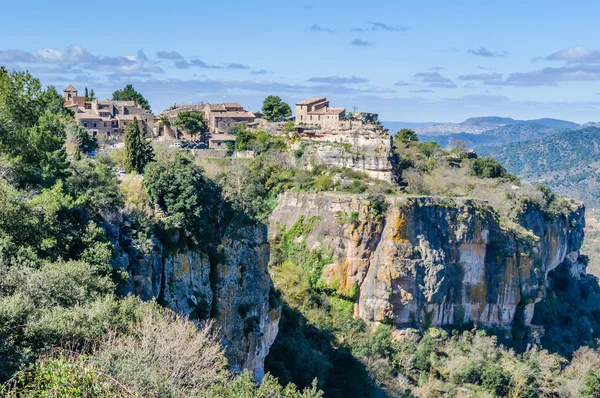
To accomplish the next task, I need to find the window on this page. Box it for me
[83,122,87,128]
[93,122,97,128]
[104,122,107,127]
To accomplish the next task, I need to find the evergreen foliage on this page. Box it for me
[123,117,154,174]
[262,95,292,121]
[111,84,151,111]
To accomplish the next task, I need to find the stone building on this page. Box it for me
[156,102,255,139]
[203,102,256,133]
[63,85,154,138]
[295,97,345,127]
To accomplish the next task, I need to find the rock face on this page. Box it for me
[107,225,280,380]
[295,128,394,182]
[269,192,585,330]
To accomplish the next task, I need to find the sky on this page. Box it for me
[2,0,600,123]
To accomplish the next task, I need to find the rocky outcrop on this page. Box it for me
[106,225,280,380]
[269,192,585,331]
[293,128,394,182]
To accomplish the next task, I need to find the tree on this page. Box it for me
[0,68,71,187]
[261,95,291,122]
[123,117,154,174]
[158,115,173,138]
[84,87,96,101]
[112,84,151,111]
[395,128,419,143]
[144,155,224,250]
[471,157,507,179]
[66,123,96,159]
[174,111,207,141]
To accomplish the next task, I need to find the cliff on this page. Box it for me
[292,127,395,182]
[269,192,585,332]
[106,224,280,380]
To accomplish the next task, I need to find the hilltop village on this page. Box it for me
[62,84,393,179]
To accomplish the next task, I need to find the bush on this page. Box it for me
[470,157,508,179]
[1,355,130,397]
[144,154,227,251]
[481,364,512,396]
[91,304,228,396]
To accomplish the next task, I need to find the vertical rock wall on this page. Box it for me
[107,225,280,380]
[269,192,585,331]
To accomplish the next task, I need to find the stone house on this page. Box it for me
[295,97,345,127]
[63,85,154,138]
[208,133,236,149]
[202,103,256,133]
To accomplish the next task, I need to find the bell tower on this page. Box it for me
[63,85,78,102]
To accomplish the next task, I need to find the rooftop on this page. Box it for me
[209,133,236,141]
[214,111,256,118]
[297,97,327,106]
[307,107,345,115]
[63,84,77,92]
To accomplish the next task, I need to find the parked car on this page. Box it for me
[169,143,182,148]
[196,142,207,149]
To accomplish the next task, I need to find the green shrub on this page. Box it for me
[470,157,508,179]
[481,364,512,396]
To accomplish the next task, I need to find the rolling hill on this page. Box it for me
[479,127,600,206]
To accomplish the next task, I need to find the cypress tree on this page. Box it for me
[123,117,154,174]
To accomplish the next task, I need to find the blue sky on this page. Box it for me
[2,0,600,122]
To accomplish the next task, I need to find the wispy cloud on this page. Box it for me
[414,72,452,84]
[429,82,457,88]
[250,69,270,75]
[429,66,445,71]
[156,50,184,60]
[499,65,600,86]
[0,45,146,72]
[352,21,409,32]
[414,72,456,89]
[410,89,434,93]
[351,39,374,47]
[466,47,509,57]
[458,73,502,81]
[544,45,600,63]
[310,24,336,33]
[175,59,222,69]
[226,63,251,70]
[394,80,411,86]
[307,75,369,84]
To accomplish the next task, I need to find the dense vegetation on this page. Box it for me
[2,67,600,397]
[0,68,320,396]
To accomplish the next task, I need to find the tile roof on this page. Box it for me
[308,107,345,115]
[297,97,327,106]
[209,134,237,141]
[77,114,102,120]
[214,111,256,119]
[63,84,77,92]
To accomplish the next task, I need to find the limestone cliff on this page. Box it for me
[269,192,585,333]
[293,128,394,182]
[106,224,280,380]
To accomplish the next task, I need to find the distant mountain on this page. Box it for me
[382,121,440,132]
[422,122,559,149]
[408,116,580,149]
[479,127,600,206]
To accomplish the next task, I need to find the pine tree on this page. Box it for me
[124,117,154,174]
